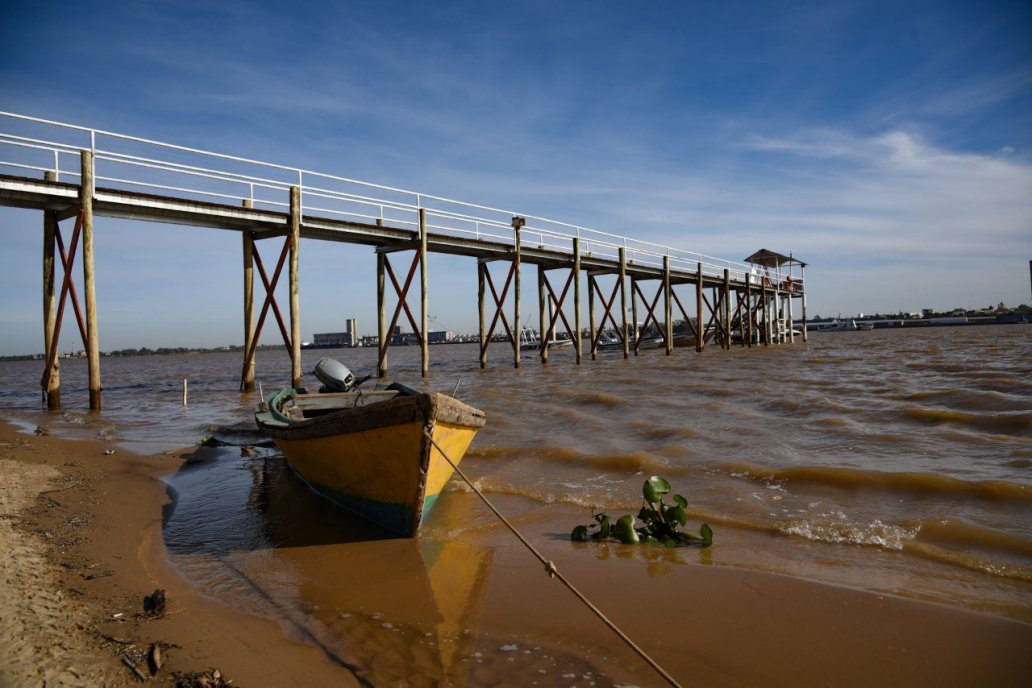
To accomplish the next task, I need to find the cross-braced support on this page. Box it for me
[630,275,670,355]
[588,246,629,360]
[40,152,101,410]
[477,217,523,369]
[376,208,429,378]
[535,257,580,364]
[240,186,302,390]
[40,206,86,409]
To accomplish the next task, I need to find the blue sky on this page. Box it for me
[1,0,1030,354]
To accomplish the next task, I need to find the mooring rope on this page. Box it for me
[424,430,683,688]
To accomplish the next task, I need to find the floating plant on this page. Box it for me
[571,476,713,547]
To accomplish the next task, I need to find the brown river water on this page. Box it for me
[1,324,1030,684]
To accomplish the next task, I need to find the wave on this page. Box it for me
[904,541,1032,583]
[913,518,1032,558]
[903,388,1031,413]
[567,391,625,407]
[629,422,699,440]
[467,444,686,476]
[902,406,1032,435]
[721,462,1032,502]
[780,517,919,550]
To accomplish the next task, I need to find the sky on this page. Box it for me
[1,0,1030,354]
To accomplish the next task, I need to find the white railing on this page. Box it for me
[0,111,801,287]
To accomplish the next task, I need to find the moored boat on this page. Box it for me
[255,361,486,536]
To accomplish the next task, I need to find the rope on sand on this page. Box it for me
[425,430,683,688]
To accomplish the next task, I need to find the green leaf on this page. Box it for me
[571,525,589,542]
[615,515,640,544]
[643,476,671,504]
[673,494,688,509]
[597,514,611,539]
[700,523,713,547]
[664,505,688,527]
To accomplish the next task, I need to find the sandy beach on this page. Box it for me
[1,417,1030,687]
[0,421,357,687]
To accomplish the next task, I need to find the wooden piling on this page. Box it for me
[588,272,597,361]
[723,269,731,350]
[240,200,256,392]
[630,275,640,356]
[573,238,582,365]
[663,256,672,356]
[747,276,755,350]
[761,280,770,346]
[619,248,629,359]
[419,208,429,378]
[478,260,487,369]
[801,264,808,342]
[42,177,60,409]
[80,151,101,410]
[538,264,547,364]
[512,217,523,369]
[377,251,387,377]
[787,291,795,343]
[695,262,703,353]
[289,186,302,389]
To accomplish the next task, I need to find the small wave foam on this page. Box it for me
[781,517,920,550]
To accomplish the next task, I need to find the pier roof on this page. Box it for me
[744,249,806,268]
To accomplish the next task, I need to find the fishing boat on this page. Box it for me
[519,327,574,351]
[255,359,486,536]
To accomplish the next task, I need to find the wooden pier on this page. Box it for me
[0,112,807,410]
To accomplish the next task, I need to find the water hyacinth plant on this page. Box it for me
[571,476,713,547]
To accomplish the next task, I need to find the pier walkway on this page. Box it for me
[0,112,807,409]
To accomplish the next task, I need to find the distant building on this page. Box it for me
[310,332,348,348]
[427,330,453,344]
[307,317,359,348]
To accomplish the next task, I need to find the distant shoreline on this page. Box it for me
[2,317,1028,362]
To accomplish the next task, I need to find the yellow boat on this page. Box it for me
[255,376,486,537]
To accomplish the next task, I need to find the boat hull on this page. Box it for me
[257,391,485,536]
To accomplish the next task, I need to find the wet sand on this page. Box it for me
[1,418,1030,687]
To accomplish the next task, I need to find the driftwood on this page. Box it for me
[121,655,148,681]
[148,642,163,674]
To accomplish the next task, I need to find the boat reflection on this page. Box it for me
[165,444,493,686]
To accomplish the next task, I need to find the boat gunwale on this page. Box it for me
[256,390,485,442]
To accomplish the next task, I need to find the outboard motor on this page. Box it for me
[313,357,361,392]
